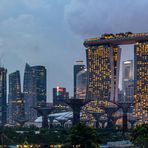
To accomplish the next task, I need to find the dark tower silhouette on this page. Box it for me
[118,101,132,134]
[0,67,7,125]
[8,70,24,124]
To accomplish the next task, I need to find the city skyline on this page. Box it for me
[1,0,148,101]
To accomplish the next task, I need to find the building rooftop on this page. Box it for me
[35,111,73,122]
[84,32,148,47]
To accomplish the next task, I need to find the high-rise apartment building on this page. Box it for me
[53,86,69,106]
[134,42,148,123]
[8,71,24,124]
[74,61,85,98]
[23,63,46,121]
[86,45,121,102]
[0,67,7,125]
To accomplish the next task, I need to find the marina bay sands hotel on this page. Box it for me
[84,32,148,123]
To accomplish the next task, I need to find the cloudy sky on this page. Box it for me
[0,0,148,102]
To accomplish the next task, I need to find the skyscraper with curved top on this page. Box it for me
[23,63,46,121]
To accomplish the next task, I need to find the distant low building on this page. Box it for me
[53,86,69,108]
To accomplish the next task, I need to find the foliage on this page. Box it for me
[0,126,70,145]
[130,124,148,148]
[66,123,100,148]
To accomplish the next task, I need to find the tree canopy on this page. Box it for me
[130,124,148,148]
[66,123,100,148]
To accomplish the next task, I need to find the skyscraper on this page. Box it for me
[134,42,148,123]
[86,45,121,102]
[122,60,133,80]
[123,80,134,101]
[76,69,88,99]
[53,86,69,106]
[8,71,24,124]
[122,60,133,87]
[23,63,46,121]
[74,61,85,98]
[0,67,7,125]
[84,32,148,123]
[122,60,134,102]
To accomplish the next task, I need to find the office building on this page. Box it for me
[23,63,47,121]
[76,68,88,99]
[123,79,134,101]
[8,71,24,124]
[122,60,134,90]
[53,86,69,106]
[134,42,148,123]
[122,60,133,80]
[74,61,85,98]
[118,89,124,102]
[0,67,7,125]
[122,60,134,102]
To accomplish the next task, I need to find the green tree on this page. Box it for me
[66,123,100,148]
[130,124,148,148]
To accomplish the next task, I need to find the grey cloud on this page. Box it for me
[0,0,85,100]
[0,14,43,55]
[65,0,148,37]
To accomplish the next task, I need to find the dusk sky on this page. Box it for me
[0,0,148,102]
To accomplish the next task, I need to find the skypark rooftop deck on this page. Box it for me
[84,32,148,47]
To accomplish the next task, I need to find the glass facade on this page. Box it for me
[122,60,134,102]
[8,70,24,124]
[76,69,88,99]
[73,61,85,98]
[23,63,46,121]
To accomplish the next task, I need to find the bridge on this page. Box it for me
[84,32,148,47]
